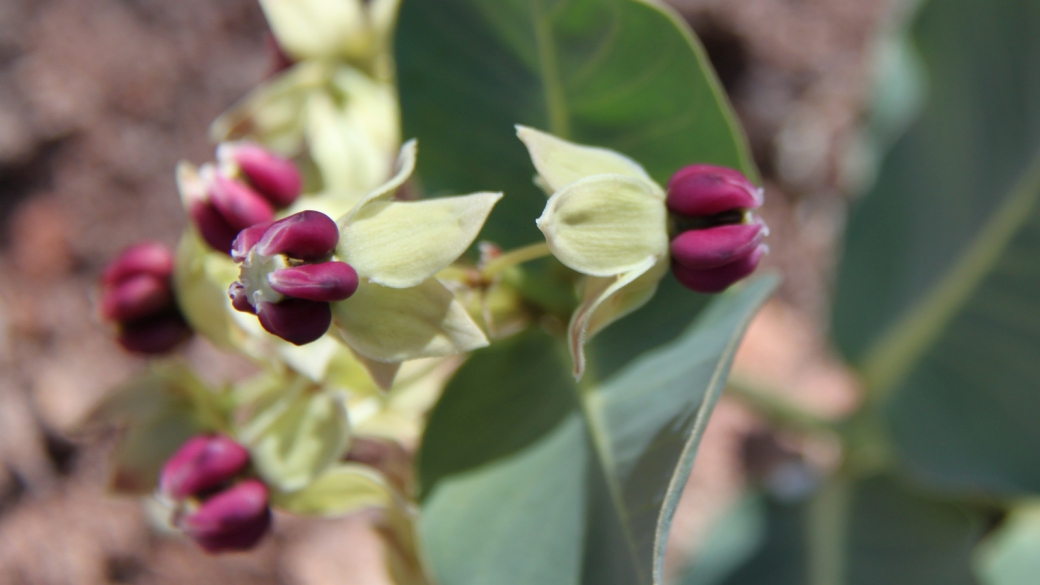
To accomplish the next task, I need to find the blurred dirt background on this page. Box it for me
[0,0,885,583]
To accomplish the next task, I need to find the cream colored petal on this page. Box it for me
[537,174,668,277]
[306,91,389,197]
[339,192,502,288]
[331,279,489,363]
[568,257,661,380]
[349,349,403,390]
[340,139,418,226]
[271,464,394,516]
[258,0,366,61]
[516,125,656,192]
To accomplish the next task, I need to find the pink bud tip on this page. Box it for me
[255,211,339,261]
[231,222,274,263]
[181,479,271,554]
[101,274,174,323]
[220,142,302,209]
[117,315,192,354]
[268,262,358,303]
[672,244,767,293]
[190,200,240,255]
[102,241,174,286]
[208,175,276,231]
[256,298,332,346]
[228,282,256,314]
[160,435,251,500]
[666,165,762,217]
[670,221,766,271]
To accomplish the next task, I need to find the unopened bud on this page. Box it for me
[219,142,302,209]
[101,241,174,285]
[255,211,340,261]
[101,273,174,323]
[117,315,192,354]
[180,479,271,554]
[160,435,251,500]
[268,262,358,303]
[667,165,767,293]
[189,199,241,255]
[231,222,273,263]
[208,174,276,231]
[255,298,333,346]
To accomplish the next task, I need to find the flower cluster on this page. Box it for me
[160,435,271,553]
[100,242,192,354]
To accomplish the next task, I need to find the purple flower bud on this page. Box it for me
[667,165,768,293]
[255,211,340,261]
[228,282,256,314]
[672,244,767,294]
[160,435,251,500]
[268,262,358,303]
[231,222,274,263]
[670,221,766,270]
[102,241,174,286]
[189,200,241,255]
[101,274,174,323]
[219,142,302,209]
[256,298,332,346]
[117,314,193,354]
[666,165,763,217]
[208,174,276,231]
[180,479,271,554]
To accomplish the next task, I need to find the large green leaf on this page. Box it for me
[418,276,776,585]
[395,0,756,249]
[684,477,986,585]
[974,503,1040,585]
[831,0,1040,493]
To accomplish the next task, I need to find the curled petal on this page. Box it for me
[102,274,173,322]
[256,298,332,345]
[102,241,174,285]
[341,139,417,224]
[672,244,767,293]
[208,174,276,231]
[181,479,271,553]
[219,141,302,209]
[331,279,488,363]
[117,315,192,354]
[338,192,502,288]
[537,174,668,277]
[666,165,762,217]
[256,211,340,260]
[515,125,654,192]
[670,222,766,270]
[160,435,251,500]
[269,262,359,302]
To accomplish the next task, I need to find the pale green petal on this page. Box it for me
[537,174,668,277]
[210,61,331,153]
[370,0,402,41]
[258,0,368,61]
[306,91,391,197]
[331,279,489,362]
[271,464,395,516]
[340,192,502,288]
[240,387,351,492]
[173,232,241,351]
[516,125,656,192]
[349,349,403,390]
[568,257,661,380]
[330,67,400,159]
[340,139,418,226]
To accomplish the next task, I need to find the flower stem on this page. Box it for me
[726,373,841,435]
[480,242,552,279]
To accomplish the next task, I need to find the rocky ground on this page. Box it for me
[0,0,886,583]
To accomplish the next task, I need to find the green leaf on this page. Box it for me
[395,0,756,249]
[974,503,1040,585]
[418,276,776,585]
[830,0,1040,493]
[691,477,986,585]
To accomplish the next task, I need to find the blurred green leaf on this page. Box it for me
[974,503,1040,585]
[831,0,1040,493]
[691,477,985,585]
[395,0,756,249]
[418,276,776,585]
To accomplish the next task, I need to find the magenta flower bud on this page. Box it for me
[228,282,256,314]
[219,142,302,209]
[268,262,358,303]
[180,479,271,553]
[666,165,763,217]
[670,221,766,270]
[189,199,240,255]
[117,314,193,354]
[208,174,276,231]
[160,435,251,500]
[672,245,767,294]
[255,211,340,261]
[255,298,333,346]
[667,165,768,294]
[101,274,173,323]
[231,222,273,263]
[102,241,174,286]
